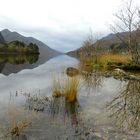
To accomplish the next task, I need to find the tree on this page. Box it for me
[80,32,103,57]
[110,0,140,65]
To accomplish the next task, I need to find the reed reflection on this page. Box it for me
[49,97,81,127]
[23,93,49,112]
[80,65,103,94]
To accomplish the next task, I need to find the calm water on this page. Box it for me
[0,55,140,140]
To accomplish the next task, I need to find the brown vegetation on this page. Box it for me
[110,0,140,65]
[52,76,80,102]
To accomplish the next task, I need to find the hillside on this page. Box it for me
[67,32,130,56]
[1,29,61,62]
[0,41,39,54]
[0,29,61,75]
[0,32,5,43]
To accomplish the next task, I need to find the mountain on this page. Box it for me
[0,32,5,43]
[1,29,61,63]
[0,29,61,75]
[67,32,130,56]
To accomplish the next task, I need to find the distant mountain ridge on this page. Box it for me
[67,32,132,56]
[0,29,61,75]
[0,32,5,43]
[1,29,61,60]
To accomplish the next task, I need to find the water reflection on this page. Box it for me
[80,65,103,95]
[21,93,92,139]
[0,54,40,75]
[49,97,95,139]
[0,54,39,65]
[107,80,140,131]
[49,97,81,127]
[24,93,49,112]
[0,53,61,75]
[82,70,103,94]
[79,58,104,94]
[0,100,35,140]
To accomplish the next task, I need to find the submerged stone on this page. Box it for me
[66,67,79,77]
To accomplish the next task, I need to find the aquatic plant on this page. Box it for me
[52,76,80,102]
[0,99,38,140]
[64,77,80,102]
[1,106,32,139]
[23,93,49,112]
[52,78,63,98]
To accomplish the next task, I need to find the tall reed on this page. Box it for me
[52,76,80,102]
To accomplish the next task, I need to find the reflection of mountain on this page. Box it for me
[0,29,61,75]
[0,54,39,64]
[0,54,52,75]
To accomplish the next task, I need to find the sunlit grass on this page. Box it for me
[52,78,63,98]
[100,53,130,67]
[64,77,80,102]
[79,52,130,71]
[52,76,80,102]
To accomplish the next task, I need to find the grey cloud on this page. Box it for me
[0,16,89,52]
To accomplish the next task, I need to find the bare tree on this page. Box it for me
[110,0,140,65]
[80,31,104,64]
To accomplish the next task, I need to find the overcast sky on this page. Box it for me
[0,0,139,52]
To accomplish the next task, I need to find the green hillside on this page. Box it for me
[0,41,39,54]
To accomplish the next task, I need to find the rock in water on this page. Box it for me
[114,68,127,75]
[66,67,79,77]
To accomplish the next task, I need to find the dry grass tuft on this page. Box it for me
[2,103,38,139]
[52,76,80,102]
[7,106,32,137]
[100,53,130,65]
[52,78,64,98]
[64,77,80,102]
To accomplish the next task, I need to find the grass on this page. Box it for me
[1,99,38,139]
[100,53,140,71]
[101,53,129,63]
[52,78,63,98]
[99,53,130,67]
[79,52,137,71]
[64,77,80,102]
[3,105,32,139]
[52,76,80,102]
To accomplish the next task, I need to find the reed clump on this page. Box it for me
[52,76,80,102]
[64,77,80,102]
[2,105,36,139]
[8,107,32,138]
[52,78,64,98]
